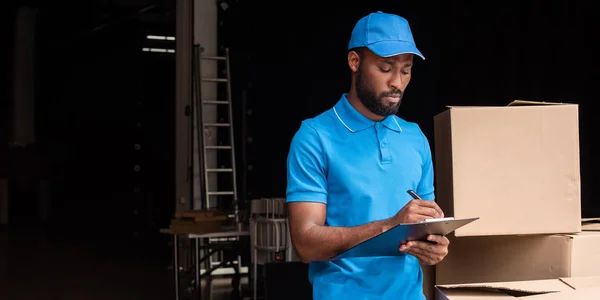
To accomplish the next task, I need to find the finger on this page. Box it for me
[408,251,432,264]
[425,201,444,218]
[426,235,450,246]
[405,214,438,223]
[431,202,444,218]
[398,241,407,250]
[412,206,442,219]
[405,248,436,265]
[410,200,444,218]
[399,243,430,261]
[406,241,443,255]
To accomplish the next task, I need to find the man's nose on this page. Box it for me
[390,73,404,91]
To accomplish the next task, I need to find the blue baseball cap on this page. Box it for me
[348,11,425,60]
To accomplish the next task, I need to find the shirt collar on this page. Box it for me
[333,94,403,133]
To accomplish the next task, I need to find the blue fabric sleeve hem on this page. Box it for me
[286,191,327,204]
[416,192,435,201]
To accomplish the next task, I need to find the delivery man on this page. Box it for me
[285,11,449,299]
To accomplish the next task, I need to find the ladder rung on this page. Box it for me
[203,100,229,105]
[207,191,234,196]
[204,123,230,127]
[205,145,232,150]
[207,168,233,172]
[201,55,226,61]
[202,77,227,83]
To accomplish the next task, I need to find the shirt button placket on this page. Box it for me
[376,123,391,164]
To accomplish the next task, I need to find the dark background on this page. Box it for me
[225,0,599,217]
[1,0,598,244]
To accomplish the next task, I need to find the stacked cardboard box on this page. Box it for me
[169,209,228,235]
[422,100,600,299]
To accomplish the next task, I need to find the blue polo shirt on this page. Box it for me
[286,94,435,300]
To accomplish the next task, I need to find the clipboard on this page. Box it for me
[331,217,479,260]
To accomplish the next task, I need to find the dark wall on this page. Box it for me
[221,1,599,217]
[0,6,18,167]
[31,9,176,240]
[2,1,598,234]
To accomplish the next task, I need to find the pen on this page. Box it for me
[407,190,431,224]
[407,190,447,222]
[407,190,421,200]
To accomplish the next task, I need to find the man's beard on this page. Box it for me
[355,67,403,117]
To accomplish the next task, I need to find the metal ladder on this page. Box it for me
[193,44,239,223]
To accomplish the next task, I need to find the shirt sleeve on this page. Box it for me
[286,121,328,204]
[416,130,435,201]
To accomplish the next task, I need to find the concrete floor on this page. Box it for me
[4,227,248,300]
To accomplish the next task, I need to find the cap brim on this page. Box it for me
[367,41,425,60]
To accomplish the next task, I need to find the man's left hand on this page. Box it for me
[399,235,449,265]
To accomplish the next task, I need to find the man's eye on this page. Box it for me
[379,68,391,73]
[401,70,410,75]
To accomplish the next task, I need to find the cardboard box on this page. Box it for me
[436,276,600,299]
[582,218,600,231]
[433,100,581,237]
[436,232,600,285]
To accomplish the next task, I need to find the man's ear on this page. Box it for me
[347,50,360,73]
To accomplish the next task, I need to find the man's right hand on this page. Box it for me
[392,199,444,224]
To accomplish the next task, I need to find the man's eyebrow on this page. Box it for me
[381,59,413,68]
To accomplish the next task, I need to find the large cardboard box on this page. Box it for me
[433,100,581,237]
[436,276,600,299]
[582,218,600,231]
[436,232,600,285]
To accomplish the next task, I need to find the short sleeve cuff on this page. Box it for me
[416,191,435,201]
[286,191,328,204]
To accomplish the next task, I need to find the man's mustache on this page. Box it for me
[381,89,403,98]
